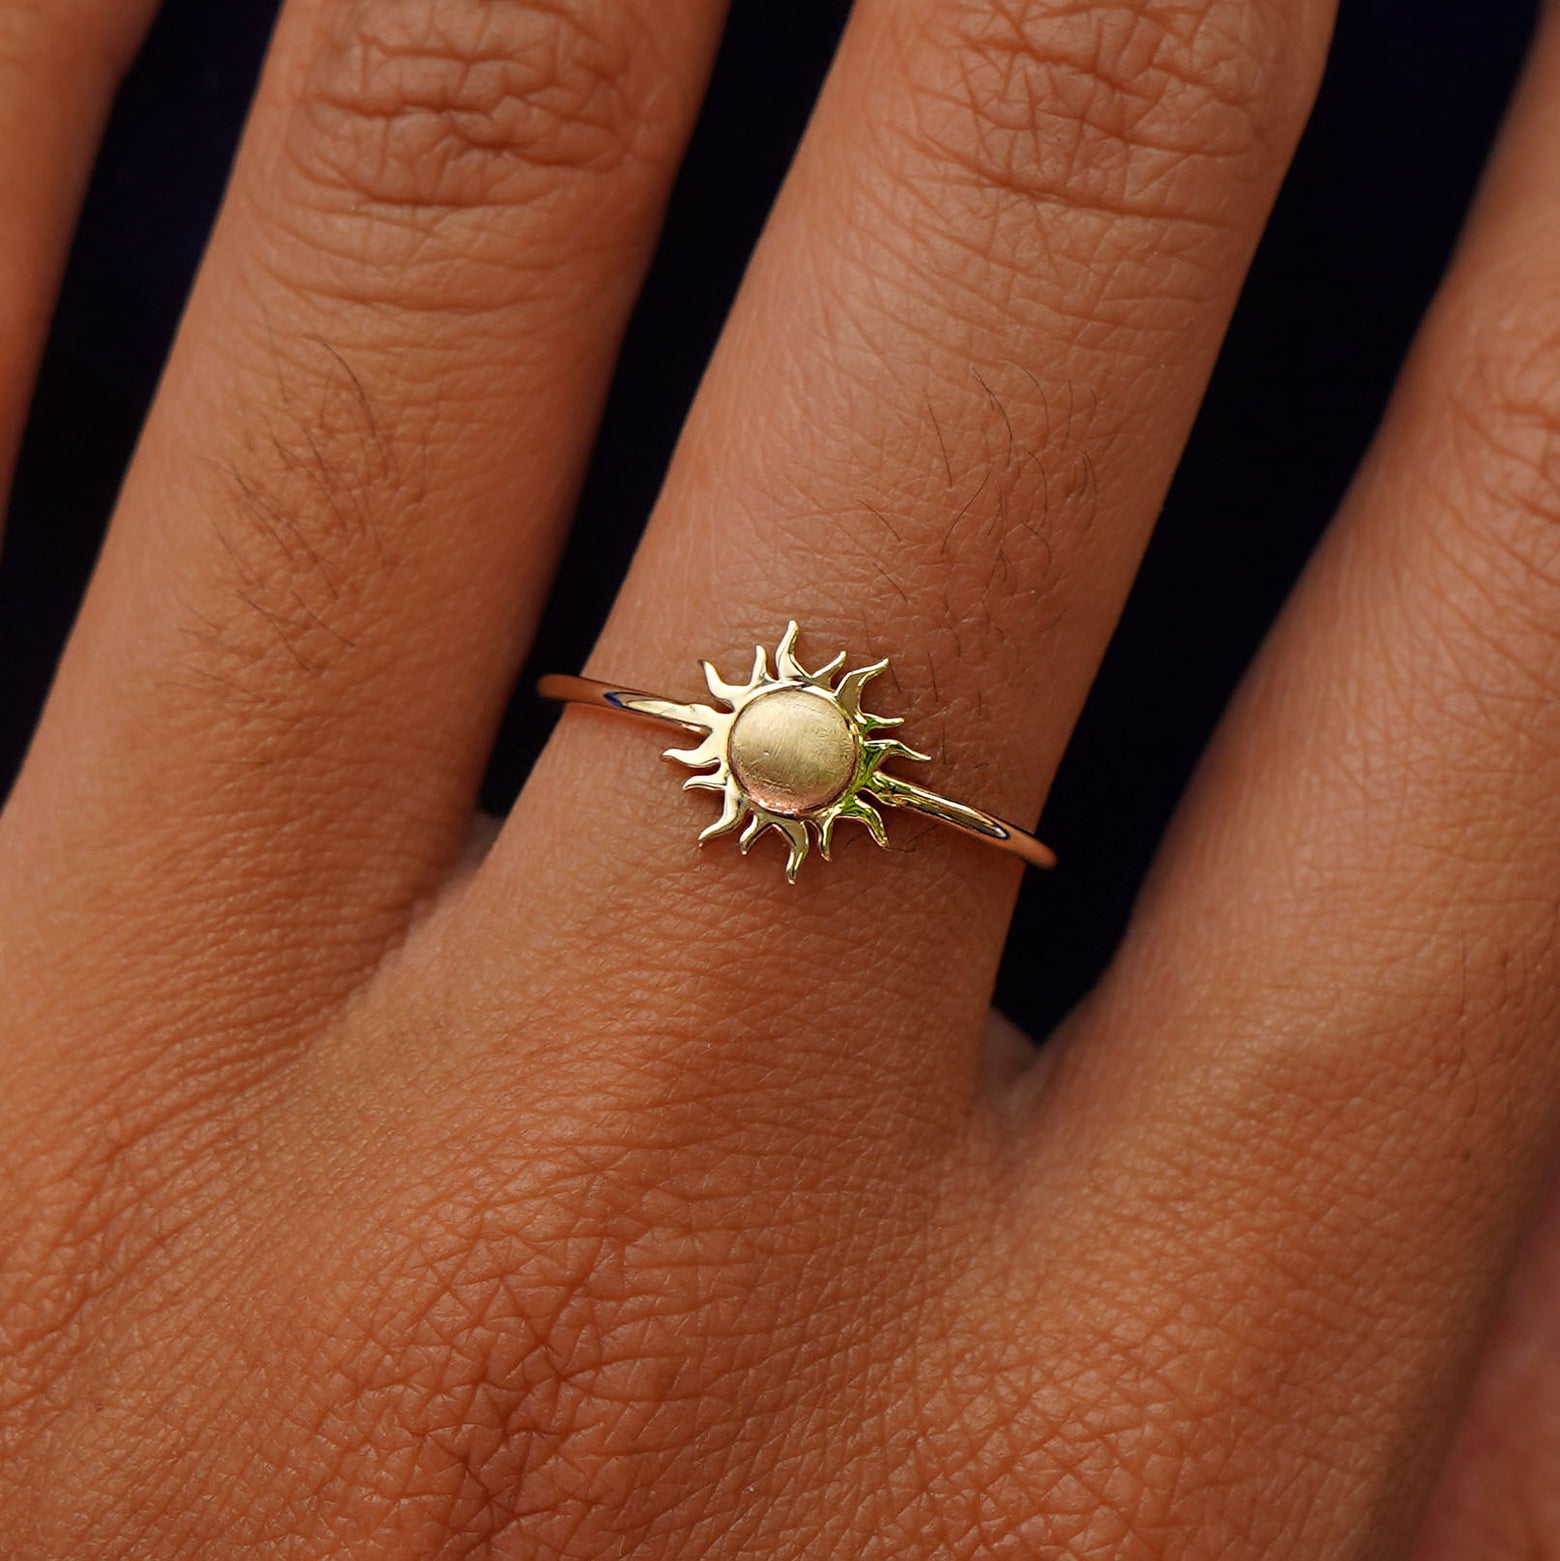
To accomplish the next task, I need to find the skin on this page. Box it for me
[0,0,1557,1553]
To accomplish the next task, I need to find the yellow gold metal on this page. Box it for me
[538,622,1057,882]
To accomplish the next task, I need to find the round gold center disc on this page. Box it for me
[727,688,857,817]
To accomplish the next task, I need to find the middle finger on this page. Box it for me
[488,0,1334,1099]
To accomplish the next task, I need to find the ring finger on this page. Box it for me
[483,0,1335,1103]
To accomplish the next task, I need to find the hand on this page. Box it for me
[2,0,1558,1554]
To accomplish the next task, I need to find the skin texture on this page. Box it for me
[0,0,1558,1555]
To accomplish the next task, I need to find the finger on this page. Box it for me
[0,0,161,520]
[2,2,726,1033]
[485,0,1333,1093]
[1414,1169,1560,1559]
[1023,13,1560,1546]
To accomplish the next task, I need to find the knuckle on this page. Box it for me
[293,1092,954,1553]
[286,0,664,218]
[310,1147,756,1548]
[886,0,1313,228]
[0,1100,266,1538]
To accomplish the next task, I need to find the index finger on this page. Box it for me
[477,0,1333,1104]
[0,0,161,518]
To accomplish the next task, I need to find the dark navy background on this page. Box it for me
[0,1,1538,1038]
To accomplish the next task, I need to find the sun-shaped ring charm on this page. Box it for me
[539,623,1056,882]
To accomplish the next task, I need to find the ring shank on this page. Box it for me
[538,673,1057,871]
[537,673,708,733]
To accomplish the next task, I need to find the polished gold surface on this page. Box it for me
[538,622,1057,881]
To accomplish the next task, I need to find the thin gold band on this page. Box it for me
[538,672,1057,872]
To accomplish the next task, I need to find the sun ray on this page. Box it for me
[775,621,805,681]
[775,818,810,882]
[869,738,932,765]
[699,781,748,841]
[834,793,889,847]
[815,812,836,860]
[701,659,748,705]
[664,732,723,768]
[834,659,888,718]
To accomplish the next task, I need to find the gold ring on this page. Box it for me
[539,622,1056,883]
